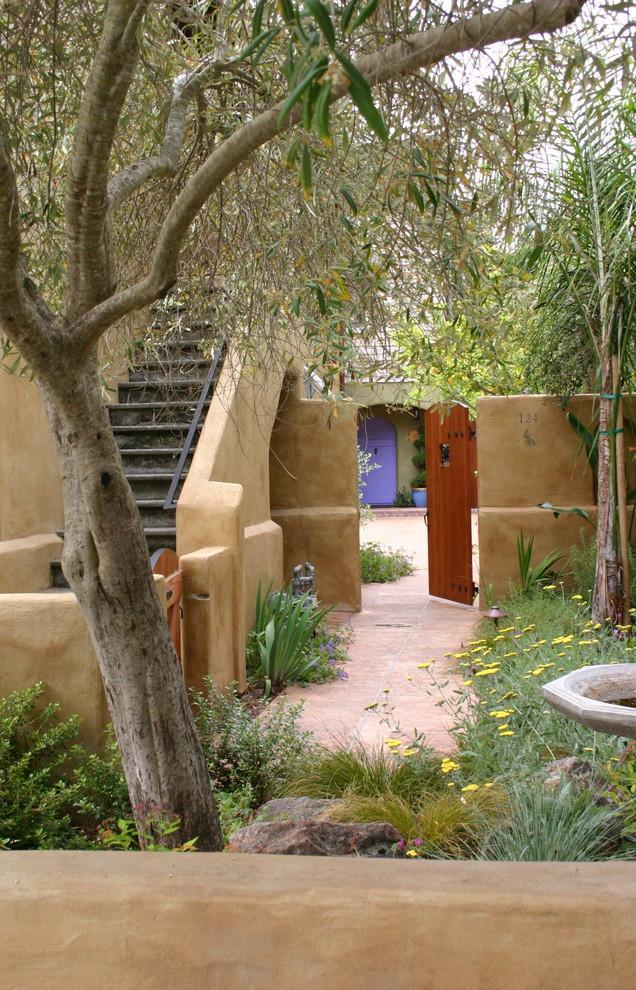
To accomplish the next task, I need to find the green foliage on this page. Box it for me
[517,531,562,593]
[360,541,414,583]
[71,728,131,830]
[216,786,256,843]
[247,584,333,695]
[286,742,444,802]
[328,787,500,854]
[479,783,624,861]
[297,622,351,684]
[99,810,198,852]
[191,679,315,806]
[0,684,85,850]
[393,487,414,508]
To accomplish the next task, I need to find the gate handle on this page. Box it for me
[424,511,429,528]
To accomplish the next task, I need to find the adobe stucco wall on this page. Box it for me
[1,853,635,990]
[476,394,635,603]
[0,371,63,540]
[270,379,361,611]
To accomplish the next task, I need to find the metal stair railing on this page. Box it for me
[162,336,226,510]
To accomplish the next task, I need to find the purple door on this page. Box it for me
[357,417,397,506]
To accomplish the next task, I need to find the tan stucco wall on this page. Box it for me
[0,371,63,540]
[270,380,361,611]
[2,853,635,990]
[0,577,167,749]
[0,593,108,748]
[476,394,626,602]
[177,355,286,690]
[0,534,63,593]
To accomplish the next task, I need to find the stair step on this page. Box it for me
[123,471,181,499]
[117,379,206,403]
[119,447,194,471]
[135,339,215,362]
[137,500,177,527]
[50,559,69,589]
[129,359,210,382]
[108,400,210,427]
[144,527,177,553]
[112,423,202,450]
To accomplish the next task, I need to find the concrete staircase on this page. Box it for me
[51,322,223,588]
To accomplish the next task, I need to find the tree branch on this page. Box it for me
[64,0,150,319]
[0,124,54,369]
[107,53,236,211]
[73,0,586,348]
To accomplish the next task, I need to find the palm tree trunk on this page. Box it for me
[592,350,623,623]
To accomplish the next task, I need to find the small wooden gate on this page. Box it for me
[151,548,183,662]
[425,404,477,606]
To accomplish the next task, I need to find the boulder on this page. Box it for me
[255,797,337,823]
[228,820,401,856]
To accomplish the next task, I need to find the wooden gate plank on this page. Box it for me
[425,404,474,605]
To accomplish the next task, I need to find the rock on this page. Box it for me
[542,756,608,802]
[255,797,337,823]
[228,820,402,856]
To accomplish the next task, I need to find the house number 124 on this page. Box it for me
[519,412,538,424]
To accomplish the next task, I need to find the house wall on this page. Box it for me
[2,853,635,990]
[0,371,63,540]
[476,393,636,603]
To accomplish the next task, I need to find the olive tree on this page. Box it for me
[0,0,586,848]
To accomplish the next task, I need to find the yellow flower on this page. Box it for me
[406,849,418,858]
[483,782,494,788]
[499,730,515,737]
[492,635,504,642]
[417,662,431,669]
[499,626,515,633]
[461,784,480,792]
[543,584,557,590]
[503,652,518,658]
[441,758,460,773]
[578,640,597,646]
[489,710,514,719]
[402,748,417,757]
[454,652,469,659]
[385,739,401,748]
[522,624,536,631]
[497,723,510,731]
[447,782,456,788]
[571,594,583,600]
[468,639,487,646]
[475,667,499,677]
[531,668,546,676]
[463,679,473,687]
[499,691,518,701]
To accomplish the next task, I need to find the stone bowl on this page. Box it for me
[541,663,636,738]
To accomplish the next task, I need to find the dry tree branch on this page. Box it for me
[73,0,586,349]
[64,0,151,319]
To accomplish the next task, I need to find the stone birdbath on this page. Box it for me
[541,663,636,739]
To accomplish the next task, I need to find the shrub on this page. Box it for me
[393,487,414,508]
[0,684,85,849]
[247,584,333,694]
[360,541,414,583]
[191,679,316,806]
[479,783,626,861]
[71,728,131,834]
[296,622,351,684]
[286,742,444,802]
[327,787,500,854]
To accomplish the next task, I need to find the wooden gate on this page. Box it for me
[151,548,183,662]
[425,404,477,605]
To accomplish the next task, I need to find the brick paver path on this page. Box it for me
[285,512,479,752]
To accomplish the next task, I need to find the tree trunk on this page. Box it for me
[592,352,623,624]
[38,354,222,851]
[612,355,631,624]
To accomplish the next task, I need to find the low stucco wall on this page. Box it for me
[0,534,63,593]
[1,853,634,989]
[0,577,167,749]
[476,394,621,603]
